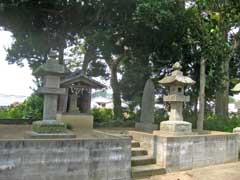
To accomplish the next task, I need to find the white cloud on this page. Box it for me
[0,31,35,105]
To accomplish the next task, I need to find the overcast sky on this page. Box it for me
[0,30,35,105]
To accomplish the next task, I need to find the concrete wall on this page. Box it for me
[156,133,238,172]
[130,130,238,172]
[0,137,131,180]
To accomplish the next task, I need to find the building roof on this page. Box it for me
[60,69,106,89]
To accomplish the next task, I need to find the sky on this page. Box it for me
[0,31,35,106]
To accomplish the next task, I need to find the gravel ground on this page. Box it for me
[141,162,240,180]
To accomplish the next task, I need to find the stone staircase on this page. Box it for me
[131,140,166,179]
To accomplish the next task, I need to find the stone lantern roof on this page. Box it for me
[33,52,65,76]
[159,62,195,86]
[232,82,240,92]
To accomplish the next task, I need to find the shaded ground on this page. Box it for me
[142,162,240,180]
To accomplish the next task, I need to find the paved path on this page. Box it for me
[142,162,240,180]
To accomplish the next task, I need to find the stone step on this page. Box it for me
[131,148,148,156]
[131,155,156,166]
[132,164,166,179]
[131,140,140,148]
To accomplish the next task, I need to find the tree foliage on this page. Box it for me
[0,0,240,122]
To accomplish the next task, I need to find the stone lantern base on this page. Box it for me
[32,120,67,134]
[155,120,192,135]
[25,120,76,139]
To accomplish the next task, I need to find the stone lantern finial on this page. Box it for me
[172,62,182,71]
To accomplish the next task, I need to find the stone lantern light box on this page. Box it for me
[156,62,195,135]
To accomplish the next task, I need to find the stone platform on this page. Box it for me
[57,113,93,129]
[129,130,238,172]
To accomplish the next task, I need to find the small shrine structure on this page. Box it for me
[57,70,105,129]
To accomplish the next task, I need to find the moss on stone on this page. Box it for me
[32,121,67,134]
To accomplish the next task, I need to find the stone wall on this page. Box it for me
[156,133,238,172]
[130,131,238,172]
[0,137,131,180]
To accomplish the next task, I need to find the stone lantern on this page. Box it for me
[156,62,195,135]
[29,52,75,138]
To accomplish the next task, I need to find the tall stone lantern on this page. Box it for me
[29,52,72,137]
[155,62,195,135]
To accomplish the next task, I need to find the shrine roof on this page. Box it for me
[60,69,106,89]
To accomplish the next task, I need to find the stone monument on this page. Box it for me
[155,62,195,135]
[27,52,75,138]
[135,79,158,132]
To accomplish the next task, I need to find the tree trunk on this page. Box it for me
[82,44,95,75]
[197,57,206,132]
[58,43,64,65]
[109,63,122,120]
[215,61,229,120]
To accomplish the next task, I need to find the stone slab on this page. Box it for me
[57,113,93,129]
[135,122,159,132]
[140,79,155,124]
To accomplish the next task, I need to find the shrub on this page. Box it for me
[204,115,240,132]
[91,108,114,123]
[0,94,43,120]
[154,109,168,124]
[91,108,136,127]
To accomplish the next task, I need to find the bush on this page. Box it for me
[91,108,114,123]
[0,108,10,118]
[154,109,168,124]
[204,115,240,132]
[0,94,43,120]
[91,108,135,127]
